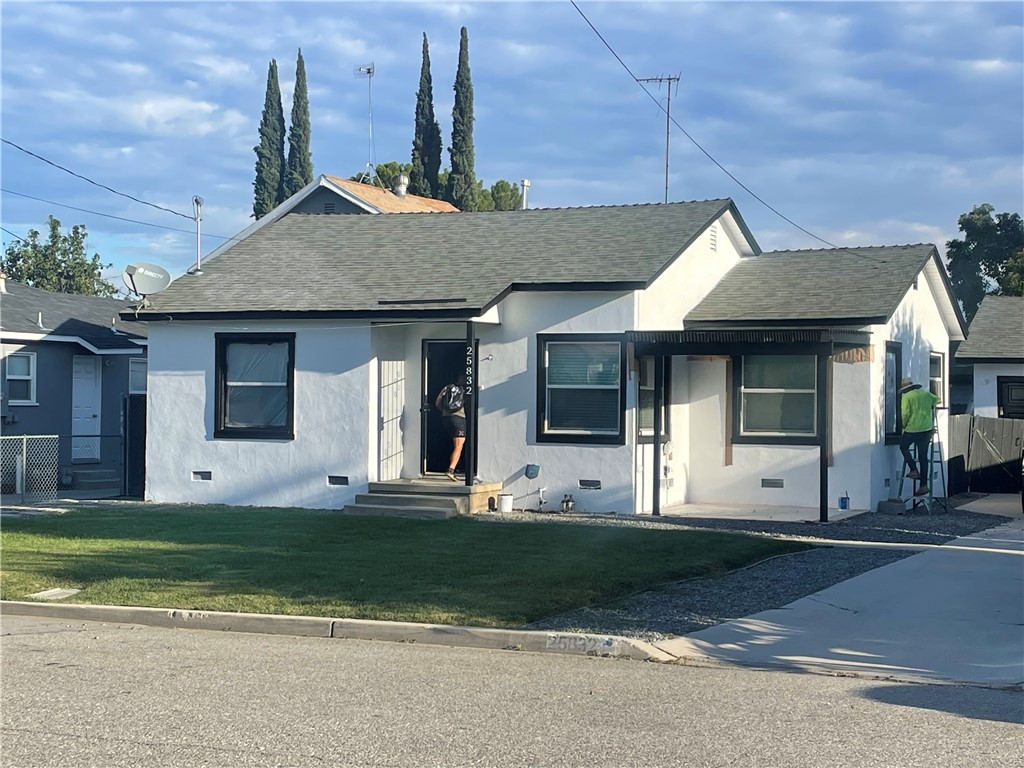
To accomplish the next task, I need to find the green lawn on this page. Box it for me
[0,504,810,627]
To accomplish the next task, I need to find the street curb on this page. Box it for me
[0,601,675,663]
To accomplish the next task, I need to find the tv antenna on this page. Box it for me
[638,73,681,204]
[354,63,378,186]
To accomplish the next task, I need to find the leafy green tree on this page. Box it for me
[252,59,287,219]
[350,161,412,193]
[409,33,442,199]
[282,48,313,199]
[489,179,523,211]
[946,203,1024,322]
[474,180,494,212]
[445,27,477,211]
[2,216,118,297]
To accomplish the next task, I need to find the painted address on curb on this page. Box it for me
[545,634,617,653]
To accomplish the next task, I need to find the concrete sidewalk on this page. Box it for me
[654,512,1024,689]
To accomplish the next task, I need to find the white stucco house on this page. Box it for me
[124,195,966,519]
[954,295,1024,419]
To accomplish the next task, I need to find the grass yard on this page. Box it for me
[0,504,810,627]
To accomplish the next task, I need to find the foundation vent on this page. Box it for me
[192,471,212,482]
[761,478,784,489]
[327,475,349,486]
[578,479,601,490]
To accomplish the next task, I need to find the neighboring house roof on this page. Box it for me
[0,280,146,352]
[686,244,967,337]
[322,176,459,214]
[129,199,747,320]
[955,295,1024,362]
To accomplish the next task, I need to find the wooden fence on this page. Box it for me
[947,415,1024,495]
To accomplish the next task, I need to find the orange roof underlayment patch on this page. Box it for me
[324,176,459,213]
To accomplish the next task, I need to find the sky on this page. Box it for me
[1,1,1022,292]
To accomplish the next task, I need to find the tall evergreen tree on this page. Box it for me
[409,33,443,199]
[283,48,313,199]
[445,27,476,211]
[252,59,286,219]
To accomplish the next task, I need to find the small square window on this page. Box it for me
[4,351,36,404]
[739,355,816,437]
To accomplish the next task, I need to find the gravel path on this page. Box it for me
[476,499,1011,644]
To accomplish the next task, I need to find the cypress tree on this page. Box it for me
[252,59,286,219]
[445,27,476,211]
[409,33,442,199]
[283,48,313,199]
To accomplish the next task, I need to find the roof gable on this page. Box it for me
[955,295,1024,361]
[322,176,459,213]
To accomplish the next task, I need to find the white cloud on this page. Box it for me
[192,55,253,83]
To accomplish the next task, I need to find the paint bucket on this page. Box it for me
[498,493,513,513]
[838,495,850,511]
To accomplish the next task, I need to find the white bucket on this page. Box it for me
[497,493,513,513]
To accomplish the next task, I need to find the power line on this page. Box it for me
[1,226,27,244]
[1,137,194,220]
[569,1,889,265]
[1,187,241,243]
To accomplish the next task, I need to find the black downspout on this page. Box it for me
[652,356,664,516]
[818,343,832,523]
[464,321,477,487]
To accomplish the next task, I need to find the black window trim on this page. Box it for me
[731,352,820,446]
[637,355,672,446]
[215,332,296,440]
[885,341,902,445]
[536,333,627,446]
[929,350,945,407]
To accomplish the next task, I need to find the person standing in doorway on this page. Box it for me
[435,374,467,482]
[899,376,941,495]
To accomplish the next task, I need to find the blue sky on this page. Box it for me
[1,1,1022,289]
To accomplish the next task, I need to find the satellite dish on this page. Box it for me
[123,263,171,297]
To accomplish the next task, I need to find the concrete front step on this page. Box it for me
[339,503,455,520]
[368,479,503,514]
[354,493,460,512]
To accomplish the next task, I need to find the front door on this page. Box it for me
[422,340,467,475]
[72,355,101,461]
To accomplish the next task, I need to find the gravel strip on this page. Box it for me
[474,500,1011,644]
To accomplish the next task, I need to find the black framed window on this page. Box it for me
[929,351,944,406]
[738,354,816,437]
[537,334,626,445]
[885,342,902,442]
[215,333,295,440]
[638,356,671,441]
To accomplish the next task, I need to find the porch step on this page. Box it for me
[73,469,120,491]
[355,493,461,512]
[339,502,456,521]
[367,479,503,514]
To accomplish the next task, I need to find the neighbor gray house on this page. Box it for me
[0,276,148,499]
[955,295,1024,419]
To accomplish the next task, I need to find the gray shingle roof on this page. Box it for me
[955,296,1024,361]
[0,280,146,350]
[685,245,937,324]
[136,200,736,318]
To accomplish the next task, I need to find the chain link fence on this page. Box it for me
[1,435,61,503]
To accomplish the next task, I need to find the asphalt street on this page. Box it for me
[2,615,1021,768]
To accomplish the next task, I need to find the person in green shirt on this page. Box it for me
[899,376,941,495]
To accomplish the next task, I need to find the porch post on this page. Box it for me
[652,355,664,516]
[464,321,477,486]
[817,343,832,522]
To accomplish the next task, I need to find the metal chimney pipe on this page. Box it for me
[521,179,531,210]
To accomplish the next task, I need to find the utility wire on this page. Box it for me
[1,226,27,244]
[1,138,194,220]
[1,188,242,243]
[569,1,889,266]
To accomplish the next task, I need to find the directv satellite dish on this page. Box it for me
[123,263,171,297]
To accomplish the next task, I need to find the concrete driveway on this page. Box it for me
[655,502,1024,689]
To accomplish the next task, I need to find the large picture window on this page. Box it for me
[215,333,295,440]
[739,354,816,436]
[4,351,36,404]
[538,336,625,444]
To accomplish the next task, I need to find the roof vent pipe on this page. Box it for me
[393,174,409,198]
[521,179,530,210]
[0,272,7,293]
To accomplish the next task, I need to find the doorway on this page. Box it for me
[72,355,101,461]
[422,339,472,475]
